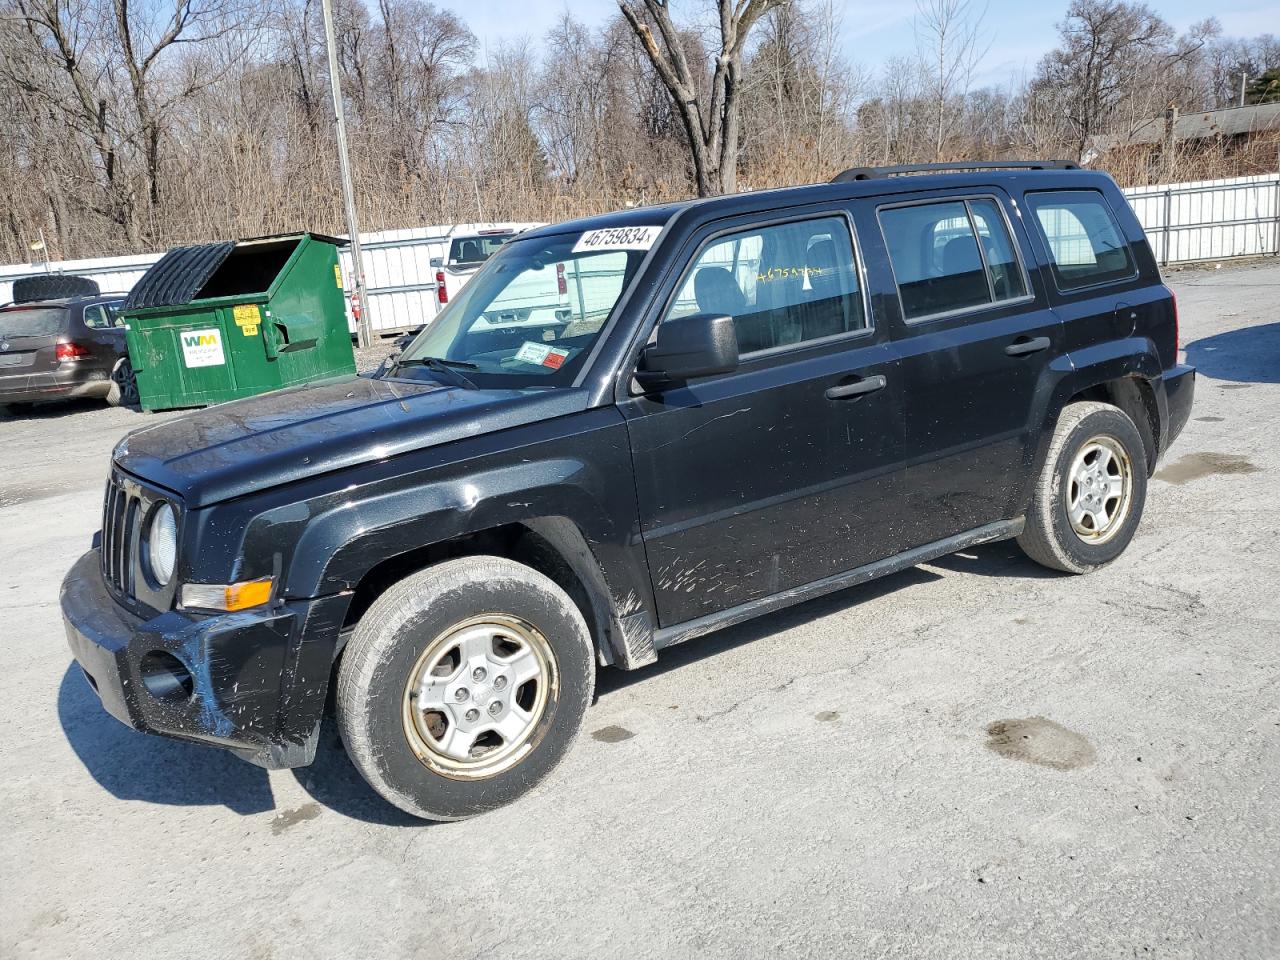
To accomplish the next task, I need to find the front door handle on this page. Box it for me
[825,374,887,400]
[1004,336,1051,357]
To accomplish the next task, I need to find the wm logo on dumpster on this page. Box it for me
[179,328,225,368]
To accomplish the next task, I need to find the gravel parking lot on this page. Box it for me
[2,260,1277,959]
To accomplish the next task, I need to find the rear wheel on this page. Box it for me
[1017,401,1148,574]
[336,555,594,821]
[106,359,138,408]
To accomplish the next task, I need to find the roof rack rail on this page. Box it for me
[831,160,1080,183]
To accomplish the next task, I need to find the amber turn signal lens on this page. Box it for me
[180,578,273,612]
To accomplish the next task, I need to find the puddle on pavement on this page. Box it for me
[592,725,635,743]
[815,710,840,722]
[1194,416,1224,423]
[1154,452,1260,485]
[985,718,1095,771]
[270,802,321,835]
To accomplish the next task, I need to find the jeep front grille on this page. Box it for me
[101,474,140,596]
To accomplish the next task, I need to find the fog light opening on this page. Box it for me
[139,651,194,704]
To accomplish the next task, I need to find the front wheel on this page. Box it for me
[1017,400,1148,574]
[336,555,595,821]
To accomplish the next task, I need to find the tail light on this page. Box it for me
[56,342,91,361]
[436,271,447,305]
[556,262,567,296]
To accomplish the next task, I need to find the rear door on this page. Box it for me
[868,190,1063,544]
[0,305,68,378]
[620,210,911,628]
[79,300,129,366]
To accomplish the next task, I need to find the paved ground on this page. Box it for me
[2,260,1277,959]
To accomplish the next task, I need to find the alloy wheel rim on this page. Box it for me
[1066,435,1132,544]
[402,614,556,780]
[114,363,138,405]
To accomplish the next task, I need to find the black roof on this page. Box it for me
[520,165,1107,241]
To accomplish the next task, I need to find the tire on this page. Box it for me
[336,555,595,821]
[1017,400,1148,574]
[106,359,138,408]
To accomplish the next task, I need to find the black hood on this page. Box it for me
[114,374,589,507]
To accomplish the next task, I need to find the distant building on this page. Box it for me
[1084,102,1280,174]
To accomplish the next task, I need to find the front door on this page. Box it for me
[619,212,909,628]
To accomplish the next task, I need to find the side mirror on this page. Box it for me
[636,313,739,390]
[429,256,443,269]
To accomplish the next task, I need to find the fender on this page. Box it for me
[1020,336,1166,510]
[263,416,660,670]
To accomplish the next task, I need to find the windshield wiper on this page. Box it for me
[394,355,479,389]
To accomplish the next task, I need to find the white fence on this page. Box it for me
[1,175,1277,335]
[1124,173,1280,264]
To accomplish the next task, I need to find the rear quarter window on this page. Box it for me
[1025,190,1136,291]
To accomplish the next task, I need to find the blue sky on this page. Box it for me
[436,0,1279,91]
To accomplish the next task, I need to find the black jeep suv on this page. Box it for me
[61,163,1194,820]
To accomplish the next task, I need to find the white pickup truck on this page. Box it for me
[431,228,529,305]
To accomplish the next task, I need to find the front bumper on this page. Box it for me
[60,549,348,768]
[0,364,111,403]
[1160,363,1195,455]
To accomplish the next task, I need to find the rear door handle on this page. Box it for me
[1004,336,1051,357]
[825,374,886,400]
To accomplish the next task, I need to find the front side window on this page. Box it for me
[879,197,1028,321]
[663,215,866,355]
[397,231,644,388]
[1026,190,1135,290]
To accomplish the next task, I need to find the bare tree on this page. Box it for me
[914,0,988,160]
[617,0,791,195]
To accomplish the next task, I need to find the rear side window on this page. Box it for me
[879,198,1028,322]
[0,307,68,337]
[665,215,867,355]
[83,302,123,329]
[1026,190,1135,290]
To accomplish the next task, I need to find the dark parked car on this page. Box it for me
[0,293,136,412]
[61,162,1194,820]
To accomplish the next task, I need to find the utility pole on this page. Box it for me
[321,0,373,348]
[1241,71,1248,107]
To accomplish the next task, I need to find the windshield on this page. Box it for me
[396,232,649,389]
[0,307,68,338]
[448,235,511,266]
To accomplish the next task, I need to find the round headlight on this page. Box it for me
[147,502,177,586]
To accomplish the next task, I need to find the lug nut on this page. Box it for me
[455,688,469,702]
[472,667,487,682]
[465,708,480,722]
[489,701,503,716]
[494,676,508,691]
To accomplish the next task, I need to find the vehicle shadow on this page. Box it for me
[57,663,276,815]
[1,398,108,421]
[1183,321,1280,384]
[57,663,420,826]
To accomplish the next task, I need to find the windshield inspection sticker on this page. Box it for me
[180,328,225,368]
[514,341,571,369]
[572,225,662,254]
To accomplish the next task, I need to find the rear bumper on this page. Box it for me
[60,549,348,768]
[1159,363,1195,456]
[0,364,110,403]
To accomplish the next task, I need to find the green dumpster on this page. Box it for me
[122,232,356,411]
